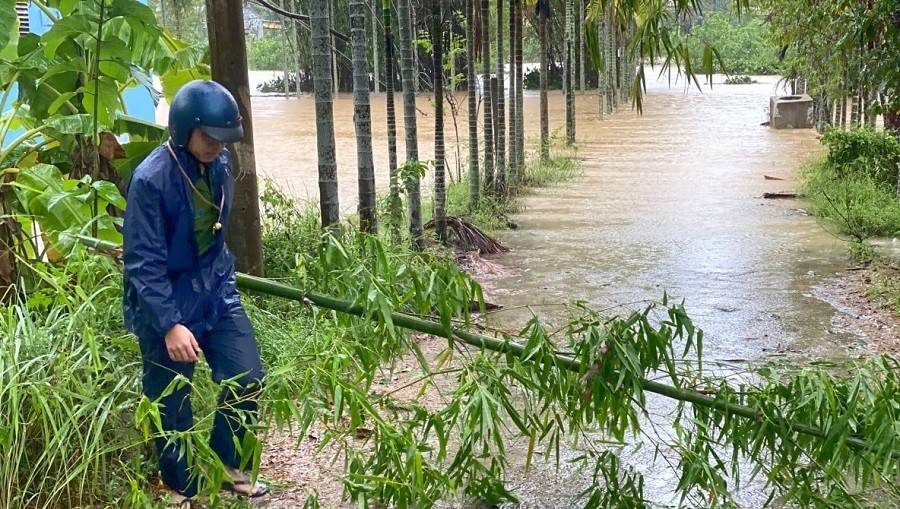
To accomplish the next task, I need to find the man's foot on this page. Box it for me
[163,488,192,508]
[222,467,269,498]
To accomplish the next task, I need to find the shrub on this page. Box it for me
[801,129,900,240]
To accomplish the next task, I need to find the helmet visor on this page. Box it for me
[201,124,244,144]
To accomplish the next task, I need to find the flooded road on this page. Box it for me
[251,75,859,507]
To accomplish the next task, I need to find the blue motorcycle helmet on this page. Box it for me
[168,80,244,147]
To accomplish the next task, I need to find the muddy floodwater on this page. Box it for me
[252,75,860,507]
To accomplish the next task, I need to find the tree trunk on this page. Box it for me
[351,0,376,234]
[466,0,480,208]
[383,0,402,238]
[433,2,447,244]
[598,13,606,118]
[372,2,380,94]
[205,0,264,275]
[495,0,506,197]
[280,0,290,98]
[606,9,614,114]
[865,88,878,128]
[0,195,17,303]
[398,0,424,250]
[565,0,575,145]
[481,0,495,194]
[578,0,585,93]
[310,0,340,230]
[515,0,524,170]
[539,0,549,162]
[328,0,338,94]
[507,0,517,189]
[291,0,301,98]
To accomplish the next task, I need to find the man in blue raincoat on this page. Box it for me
[123,80,268,506]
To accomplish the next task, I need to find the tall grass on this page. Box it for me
[0,254,149,508]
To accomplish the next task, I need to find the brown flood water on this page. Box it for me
[252,76,858,507]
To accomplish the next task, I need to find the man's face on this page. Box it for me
[187,129,225,164]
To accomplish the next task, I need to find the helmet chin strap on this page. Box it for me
[167,141,225,233]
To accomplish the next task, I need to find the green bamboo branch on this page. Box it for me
[74,234,900,461]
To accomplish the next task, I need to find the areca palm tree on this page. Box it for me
[495,0,506,197]
[507,0,517,190]
[350,0,376,234]
[480,0,495,194]
[432,2,447,243]
[466,0,480,207]
[383,0,402,237]
[310,0,339,229]
[397,0,424,250]
[515,0,524,170]
[538,0,550,162]
[565,0,575,145]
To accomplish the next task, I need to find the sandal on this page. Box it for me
[222,479,269,498]
[164,494,193,508]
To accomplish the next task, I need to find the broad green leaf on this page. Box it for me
[41,14,95,58]
[44,114,96,136]
[46,90,81,116]
[114,115,166,142]
[91,179,126,211]
[160,66,211,103]
[57,0,81,16]
[16,163,90,235]
[112,140,159,183]
[128,64,160,106]
[0,0,18,61]
[107,0,159,29]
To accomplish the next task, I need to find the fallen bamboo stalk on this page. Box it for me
[76,234,899,459]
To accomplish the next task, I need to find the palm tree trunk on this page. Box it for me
[480,0,495,194]
[432,2,447,244]
[865,88,878,127]
[606,9,614,114]
[328,0,338,94]
[495,0,506,197]
[383,0,402,238]
[515,0,524,170]
[598,13,606,118]
[466,0,480,209]
[310,0,340,229]
[578,0,585,93]
[291,0,301,98]
[280,0,290,98]
[539,0,549,162]
[372,1,380,94]
[565,0,575,145]
[507,0,517,188]
[351,0,376,234]
[397,0,424,250]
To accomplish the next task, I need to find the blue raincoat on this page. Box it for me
[122,143,239,340]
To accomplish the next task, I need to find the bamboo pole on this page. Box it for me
[76,235,900,459]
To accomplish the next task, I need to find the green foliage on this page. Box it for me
[801,129,900,240]
[682,13,781,75]
[0,254,146,509]
[0,0,202,271]
[246,35,286,71]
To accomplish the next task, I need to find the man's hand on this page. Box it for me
[165,323,201,362]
